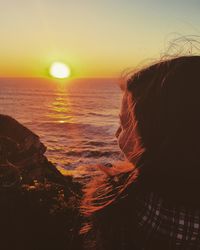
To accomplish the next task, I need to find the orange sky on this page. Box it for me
[0,0,200,78]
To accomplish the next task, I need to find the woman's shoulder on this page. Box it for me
[133,191,200,249]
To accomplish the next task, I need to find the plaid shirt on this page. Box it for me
[134,192,200,250]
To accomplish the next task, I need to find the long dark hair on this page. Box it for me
[129,55,200,205]
[81,56,200,242]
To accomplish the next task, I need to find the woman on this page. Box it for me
[81,56,200,250]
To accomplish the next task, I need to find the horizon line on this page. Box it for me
[0,76,119,80]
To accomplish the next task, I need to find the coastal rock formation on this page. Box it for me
[0,114,68,184]
[0,114,83,250]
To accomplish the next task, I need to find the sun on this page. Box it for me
[50,62,71,79]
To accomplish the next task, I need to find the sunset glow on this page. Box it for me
[0,1,200,78]
[50,62,71,79]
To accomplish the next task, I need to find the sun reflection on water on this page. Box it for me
[47,85,73,124]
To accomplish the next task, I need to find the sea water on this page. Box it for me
[0,78,123,174]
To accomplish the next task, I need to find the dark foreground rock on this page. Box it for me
[0,114,83,250]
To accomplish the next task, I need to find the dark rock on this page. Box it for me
[0,114,83,250]
[0,114,70,185]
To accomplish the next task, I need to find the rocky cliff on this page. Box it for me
[0,114,83,250]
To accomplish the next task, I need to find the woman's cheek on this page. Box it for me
[115,126,122,138]
[118,129,133,158]
[118,127,144,163]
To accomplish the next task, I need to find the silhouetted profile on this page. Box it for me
[81,56,200,250]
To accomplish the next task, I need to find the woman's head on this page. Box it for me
[81,56,200,226]
[118,56,200,166]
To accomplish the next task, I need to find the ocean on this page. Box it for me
[0,78,123,175]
